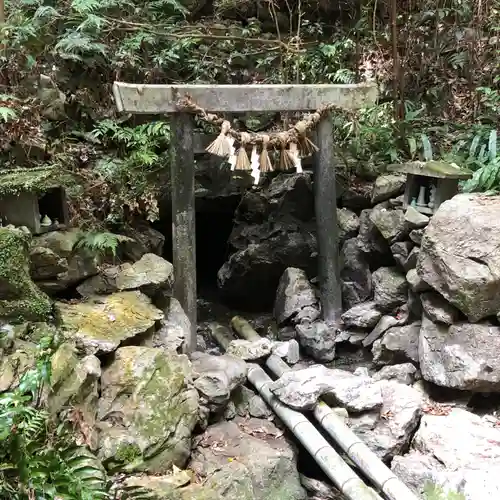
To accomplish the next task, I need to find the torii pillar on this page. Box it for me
[112,82,378,353]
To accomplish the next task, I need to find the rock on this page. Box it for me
[30,246,68,280]
[362,312,408,347]
[404,206,429,228]
[226,338,273,361]
[274,268,319,325]
[358,209,389,257]
[372,322,421,365]
[349,381,423,461]
[420,292,460,325]
[341,180,373,211]
[119,469,193,499]
[218,173,317,309]
[57,291,164,355]
[340,238,372,309]
[300,475,340,499]
[390,241,414,269]
[392,409,500,499]
[404,247,420,271]
[408,290,423,318]
[341,301,382,329]
[272,339,300,364]
[295,321,336,362]
[191,352,247,407]
[248,394,272,418]
[97,346,199,473]
[409,229,424,246]
[278,325,296,341]
[370,206,409,243]
[121,224,165,261]
[77,253,174,298]
[419,315,500,391]
[38,74,66,120]
[337,208,360,241]
[417,193,500,322]
[0,339,37,391]
[406,269,431,293]
[189,418,306,500]
[150,297,191,353]
[0,228,52,322]
[371,174,406,204]
[373,363,418,385]
[372,267,408,311]
[269,365,383,412]
[48,342,101,448]
[31,229,98,294]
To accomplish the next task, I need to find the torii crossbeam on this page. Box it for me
[112,82,378,353]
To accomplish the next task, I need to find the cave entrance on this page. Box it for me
[159,195,240,297]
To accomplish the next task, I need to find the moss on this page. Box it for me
[0,228,52,323]
[115,443,143,464]
[56,291,163,343]
[0,166,76,196]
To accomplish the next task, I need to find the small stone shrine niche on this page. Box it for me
[387,160,472,215]
[0,166,71,234]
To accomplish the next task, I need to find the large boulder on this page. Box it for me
[419,315,500,391]
[349,381,423,461]
[371,174,406,204]
[392,408,500,499]
[97,346,199,473]
[268,365,383,412]
[372,322,421,365]
[0,228,52,322]
[372,267,408,311]
[57,291,163,355]
[150,297,191,353]
[120,223,165,261]
[417,193,500,322]
[340,238,372,309]
[190,352,247,409]
[189,418,306,500]
[30,229,98,294]
[274,268,319,326]
[295,321,336,362]
[77,253,174,298]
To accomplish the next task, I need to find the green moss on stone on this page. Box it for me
[0,228,52,323]
[115,443,143,464]
[0,166,76,196]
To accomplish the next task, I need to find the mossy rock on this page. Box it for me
[0,339,37,392]
[0,227,52,323]
[56,291,164,355]
[97,346,199,474]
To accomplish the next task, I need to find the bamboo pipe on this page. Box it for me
[247,364,383,500]
[231,318,421,500]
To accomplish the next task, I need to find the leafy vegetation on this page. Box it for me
[424,483,466,500]
[0,330,109,499]
[0,0,498,218]
[73,230,132,263]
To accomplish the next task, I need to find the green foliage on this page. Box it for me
[0,331,109,499]
[423,483,466,500]
[73,230,132,262]
[89,118,170,223]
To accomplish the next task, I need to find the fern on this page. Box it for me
[73,230,133,262]
[0,107,17,122]
[0,333,109,499]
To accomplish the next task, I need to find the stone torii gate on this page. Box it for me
[112,82,378,353]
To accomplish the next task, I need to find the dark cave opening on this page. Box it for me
[158,195,241,298]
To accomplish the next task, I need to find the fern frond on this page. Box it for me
[0,107,17,122]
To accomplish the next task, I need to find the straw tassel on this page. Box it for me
[235,132,251,170]
[206,120,232,157]
[259,134,273,173]
[294,120,319,157]
[278,132,294,171]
